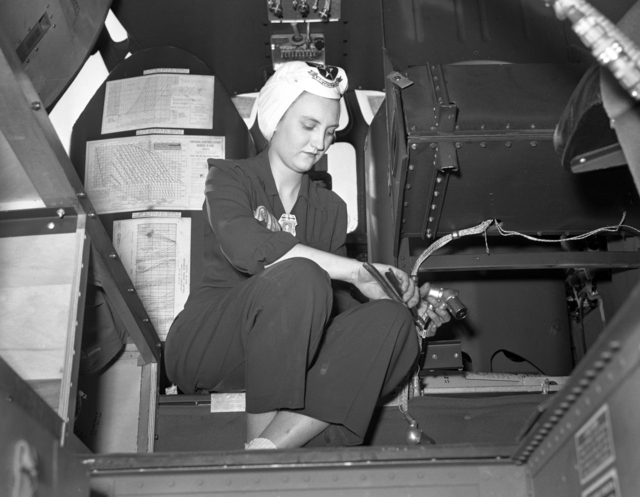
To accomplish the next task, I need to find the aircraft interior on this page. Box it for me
[2,0,640,495]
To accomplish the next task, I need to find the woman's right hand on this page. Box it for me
[353,263,420,308]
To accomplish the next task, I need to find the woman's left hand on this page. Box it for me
[415,282,452,337]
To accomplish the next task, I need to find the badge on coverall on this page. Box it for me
[278,213,297,236]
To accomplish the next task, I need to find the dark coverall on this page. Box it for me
[164,150,419,444]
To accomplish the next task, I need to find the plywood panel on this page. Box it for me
[75,349,142,453]
[0,130,45,211]
[0,233,77,382]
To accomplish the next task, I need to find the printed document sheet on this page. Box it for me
[102,74,214,134]
[113,214,191,340]
[85,135,224,214]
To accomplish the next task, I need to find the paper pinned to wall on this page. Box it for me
[102,74,214,134]
[85,134,224,214]
[113,215,191,340]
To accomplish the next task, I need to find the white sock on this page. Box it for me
[245,437,277,450]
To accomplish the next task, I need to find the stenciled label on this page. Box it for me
[575,404,616,485]
[582,468,621,497]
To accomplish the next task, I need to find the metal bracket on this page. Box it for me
[429,64,458,131]
[436,141,459,172]
[387,71,414,89]
[422,340,463,371]
[422,64,459,239]
[421,164,450,240]
[570,142,626,173]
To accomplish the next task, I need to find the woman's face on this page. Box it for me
[270,91,340,174]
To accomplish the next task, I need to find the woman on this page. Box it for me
[164,61,450,450]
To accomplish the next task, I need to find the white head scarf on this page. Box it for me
[257,61,349,141]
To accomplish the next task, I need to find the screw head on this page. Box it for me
[31,101,42,111]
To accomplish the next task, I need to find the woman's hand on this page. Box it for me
[353,264,420,308]
[415,282,452,337]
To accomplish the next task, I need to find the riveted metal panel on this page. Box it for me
[89,455,530,497]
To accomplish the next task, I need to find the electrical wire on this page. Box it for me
[489,349,546,375]
[411,212,640,277]
[495,212,640,242]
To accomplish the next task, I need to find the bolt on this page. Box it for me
[434,191,439,197]
[411,144,418,150]
[409,164,415,171]
[436,177,443,183]
[531,141,537,147]
[406,184,412,190]
[47,222,55,229]
[480,142,487,148]
[432,354,438,360]
[31,101,41,110]
[505,142,512,148]
[431,204,437,210]
[143,318,150,323]
[56,208,65,218]
[455,142,462,149]
[128,288,135,293]
[531,123,536,129]
[428,217,434,222]
[430,143,437,149]
[77,192,86,198]
[109,253,117,259]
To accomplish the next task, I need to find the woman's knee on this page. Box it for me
[368,299,415,334]
[262,258,332,302]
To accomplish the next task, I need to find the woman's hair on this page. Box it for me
[257,62,348,141]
